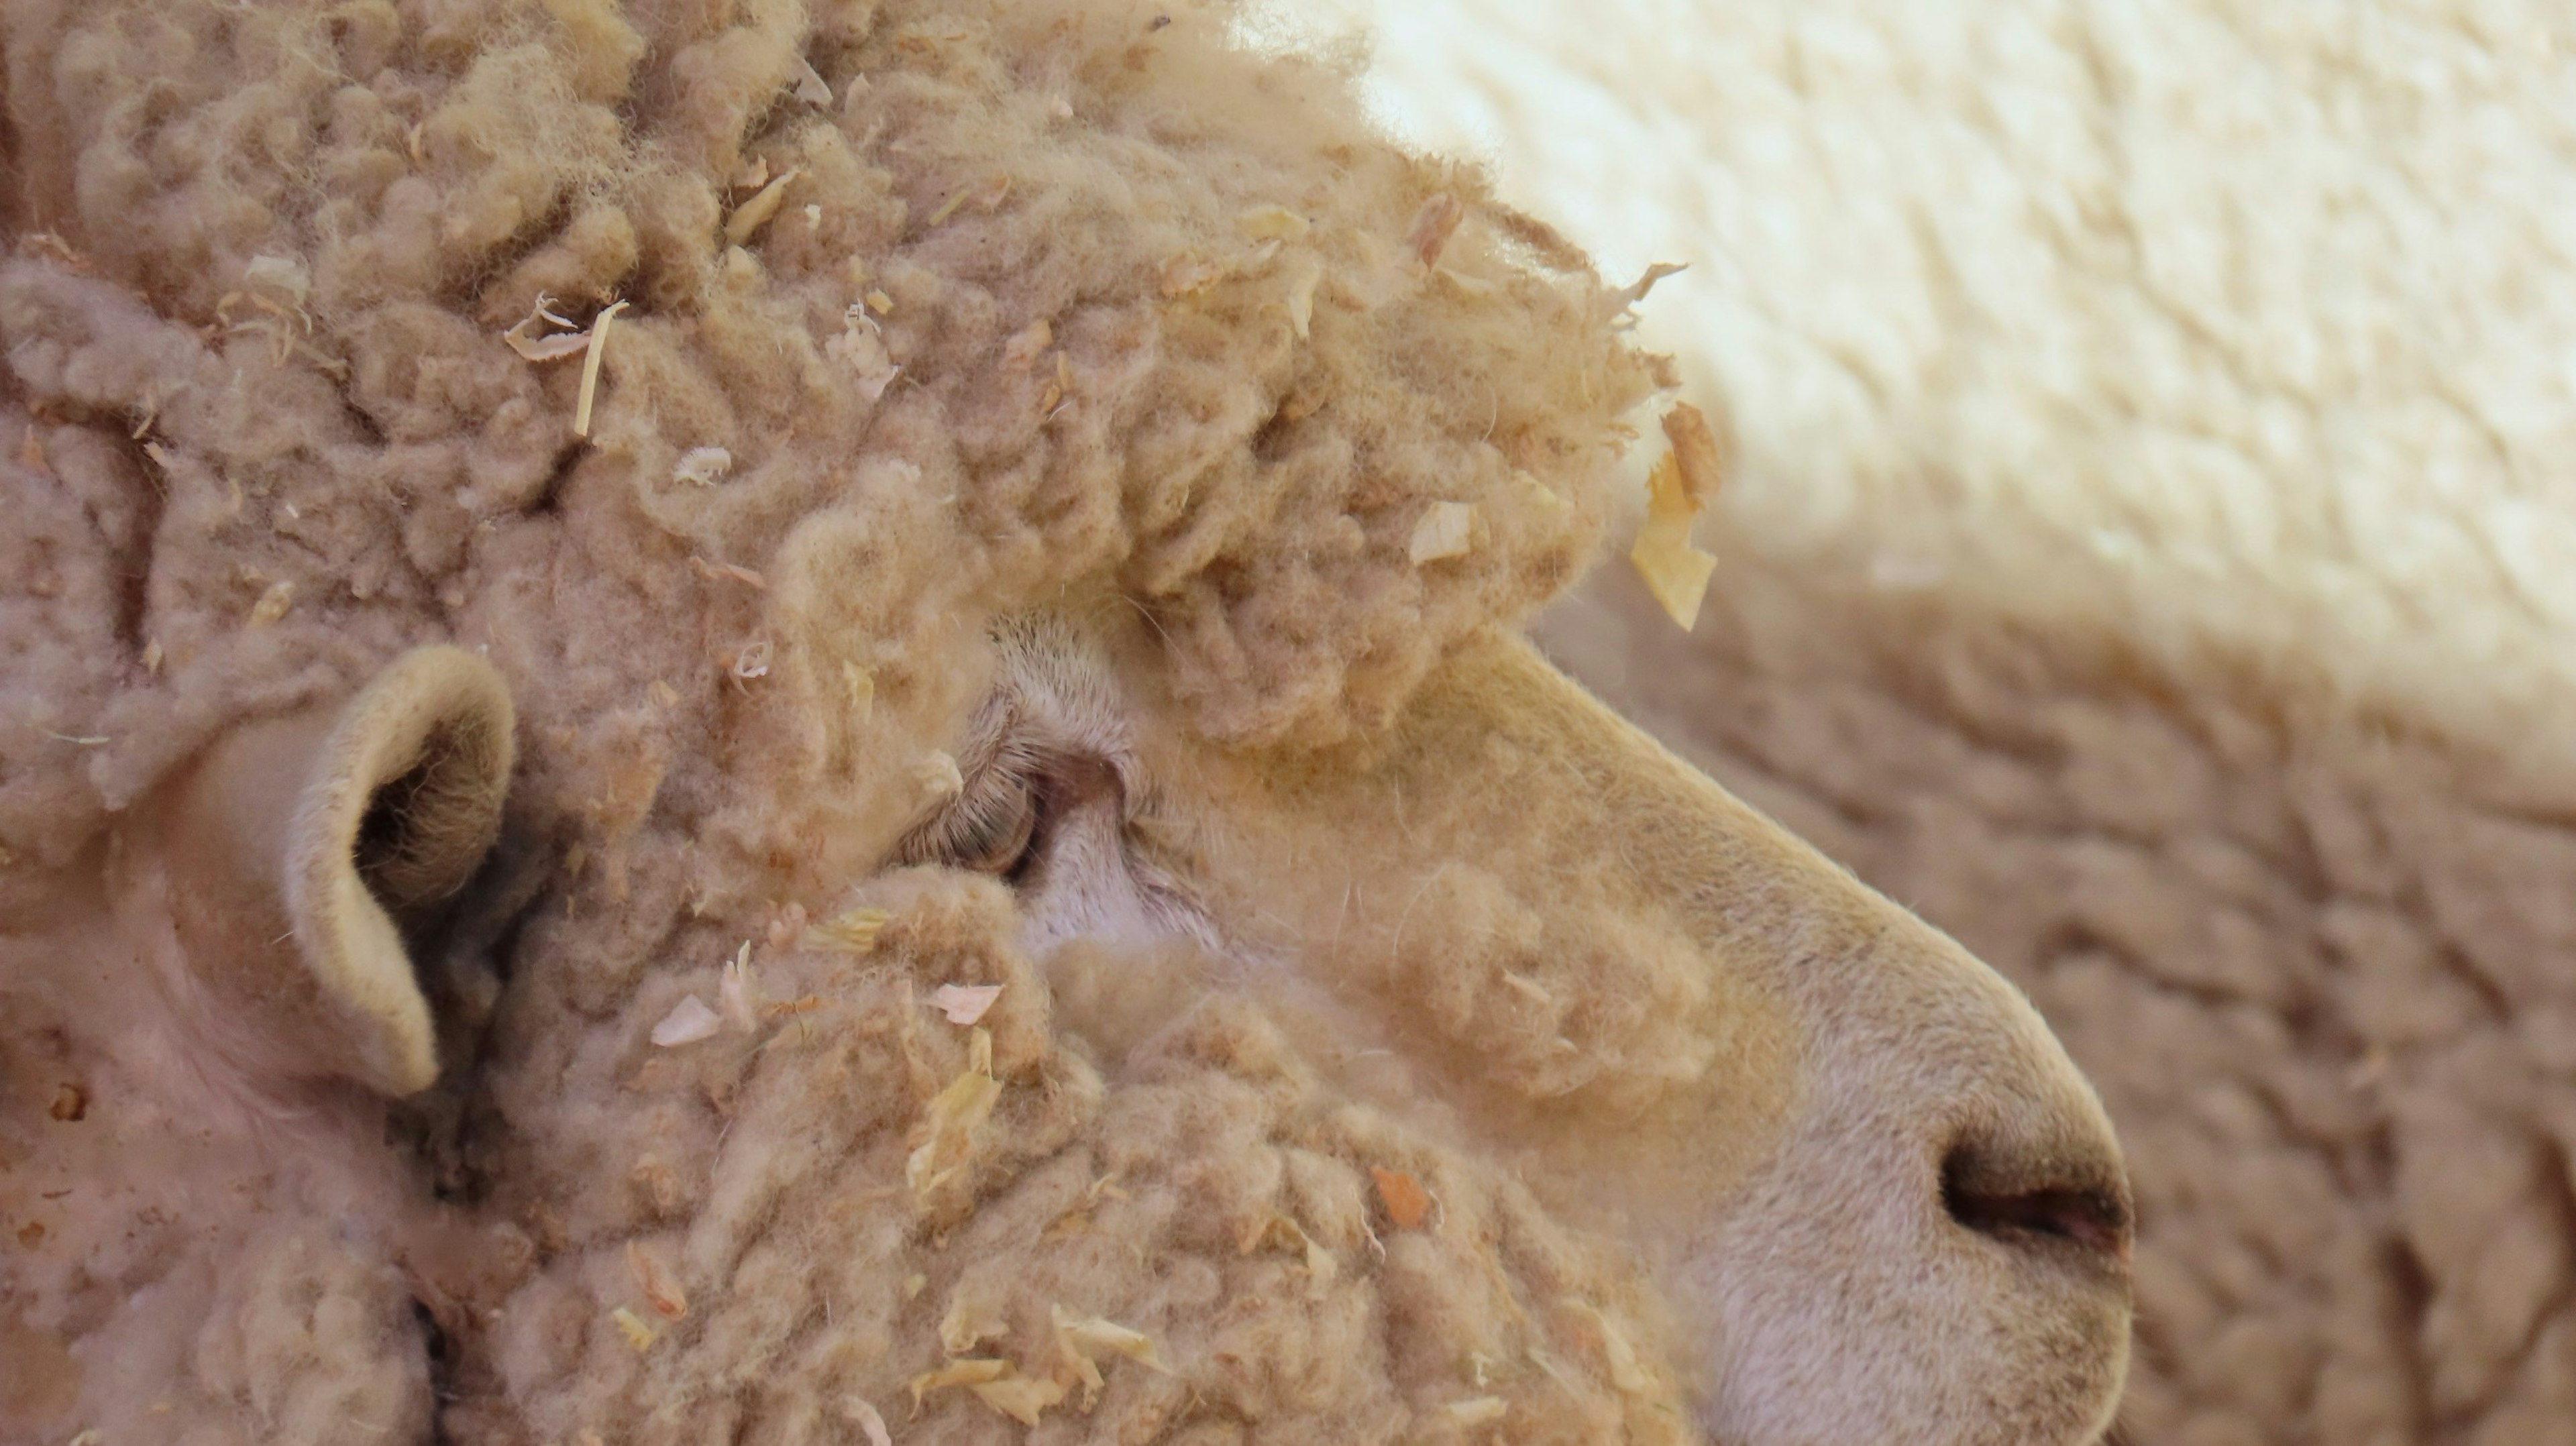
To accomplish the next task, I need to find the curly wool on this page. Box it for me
[0,0,1657,893]
[0,856,1697,1446]
[0,2,1682,1443]
[448,871,1689,1446]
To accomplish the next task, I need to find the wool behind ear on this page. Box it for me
[158,647,516,1095]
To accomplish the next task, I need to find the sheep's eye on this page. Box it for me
[904,767,1042,879]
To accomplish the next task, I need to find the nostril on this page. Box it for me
[1947,1183,2133,1262]
[1942,1147,2134,1264]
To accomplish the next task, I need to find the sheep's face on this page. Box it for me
[0,1,2125,1439]
[886,614,2136,1445]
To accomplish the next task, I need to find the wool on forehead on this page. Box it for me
[0,0,1661,903]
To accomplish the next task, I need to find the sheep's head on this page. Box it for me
[0,1,2126,1444]
[885,614,2136,1446]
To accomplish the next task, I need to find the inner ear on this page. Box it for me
[283,647,516,1094]
[343,707,510,911]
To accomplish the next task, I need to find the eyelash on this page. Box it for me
[898,734,1218,948]
[899,739,1044,876]
[900,702,1163,897]
[923,769,1043,877]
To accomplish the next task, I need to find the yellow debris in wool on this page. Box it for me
[906,1027,1002,1199]
[909,1356,1069,1427]
[941,1290,1008,1355]
[1002,317,1052,368]
[1409,502,1475,563]
[572,300,627,439]
[914,750,964,799]
[804,907,892,954]
[246,580,295,626]
[1439,1396,1510,1427]
[1051,1303,1175,1405]
[970,1373,1065,1426]
[1516,469,1571,514]
[908,1357,1010,1410]
[1159,252,1221,297]
[1628,402,1725,630]
[610,1306,658,1352]
[1041,351,1074,414]
[1281,256,1324,339]
[1240,1212,1338,1298]
[1237,203,1310,241]
[723,168,804,246]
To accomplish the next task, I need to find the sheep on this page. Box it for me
[0,3,2134,1445]
[1324,0,2576,1441]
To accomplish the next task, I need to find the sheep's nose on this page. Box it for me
[1900,1005,2135,1294]
[1941,1132,2134,1266]
[1689,928,2136,1446]
[1848,928,2135,1282]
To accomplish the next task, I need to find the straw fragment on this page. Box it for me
[572,300,628,439]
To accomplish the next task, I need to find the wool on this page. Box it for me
[0,0,1657,894]
[445,871,1687,1446]
[0,3,1701,1443]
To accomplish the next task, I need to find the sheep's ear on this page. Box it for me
[161,647,516,1096]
